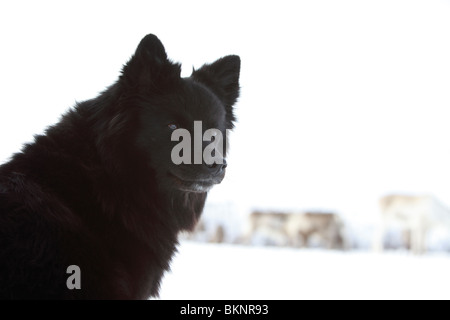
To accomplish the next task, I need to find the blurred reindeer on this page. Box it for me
[373,195,450,254]
[245,211,347,249]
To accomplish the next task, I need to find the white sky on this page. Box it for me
[1,0,450,224]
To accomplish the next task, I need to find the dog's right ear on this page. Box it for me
[120,34,181,89]
[191,55,240,129]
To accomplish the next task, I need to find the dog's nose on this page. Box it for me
[206,159,227,175]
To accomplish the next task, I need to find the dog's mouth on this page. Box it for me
[168,172,223,193]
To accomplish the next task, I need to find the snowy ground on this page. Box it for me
[158,241,450,300]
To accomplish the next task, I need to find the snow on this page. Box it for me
[158,241,450,300]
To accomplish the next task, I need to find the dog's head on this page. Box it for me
[116,34,240,193]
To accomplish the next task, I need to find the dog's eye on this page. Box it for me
[167,123,178,130]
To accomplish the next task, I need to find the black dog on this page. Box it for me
[0,34,240,299]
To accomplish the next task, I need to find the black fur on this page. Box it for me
[0,34,240,299]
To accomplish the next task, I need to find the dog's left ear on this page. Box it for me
[121,34,181,90]
[191,55,241,128]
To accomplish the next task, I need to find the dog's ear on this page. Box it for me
[121,34,181,90]
[191,55,241,128]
